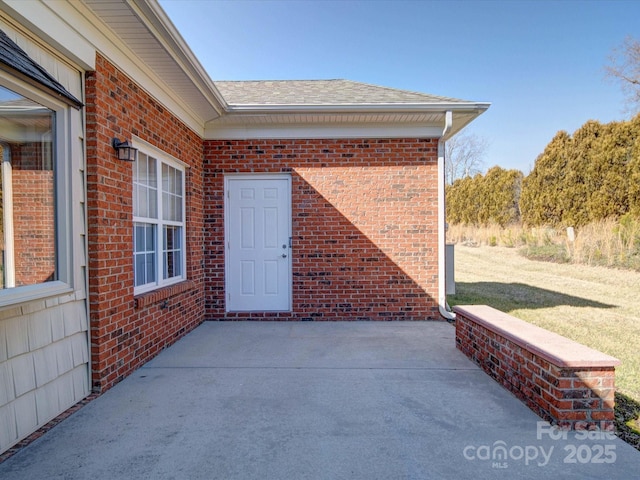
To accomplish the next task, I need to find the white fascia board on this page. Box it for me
[224,102,491,114]
[127,0,227,114]
[0,0,96,70]
[204,123,444,140]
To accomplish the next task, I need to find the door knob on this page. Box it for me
[281,253,287,258]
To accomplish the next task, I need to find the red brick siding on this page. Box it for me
[203,138,440,321]
[455,312,616,430]
[85,53,205,392]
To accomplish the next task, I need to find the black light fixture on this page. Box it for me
[112,138,138,162]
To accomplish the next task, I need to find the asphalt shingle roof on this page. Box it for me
[0,29,82,108]
[214,79,470,107]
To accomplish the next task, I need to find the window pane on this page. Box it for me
[164,224,172,250]
[135,153,147,185]
[135,254,146,286]
[162,191,170,220]
[136,185,146,217]
[134,224,145,251]
[137,154,156,189]
[145,253,156,283]
[148,157,157,188]
[134,153,157,219]
[175,195,182,222]
[0,85,56,289]
[161,163,183,222]
[145,224,155,250]
[134,222,156,287]
[162,163,169,192]
[148,187,157,218]
[174,250,182,277]
[163,225,182,280]
[176,170,183,196]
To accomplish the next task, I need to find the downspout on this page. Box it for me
[437,112,455,321]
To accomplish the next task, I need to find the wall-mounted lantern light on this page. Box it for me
[112,138,138,162]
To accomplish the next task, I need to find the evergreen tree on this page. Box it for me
[521,114,640,227]
[446,167,523,226]
[520,131,572,226]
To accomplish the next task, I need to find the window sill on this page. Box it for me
[134,280,196,309]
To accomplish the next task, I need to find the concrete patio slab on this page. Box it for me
[0,321,637,479]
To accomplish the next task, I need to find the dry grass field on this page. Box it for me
[447,217,640,271]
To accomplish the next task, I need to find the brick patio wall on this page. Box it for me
[203,138,441,321]
[454,305,619,430]
[85,53,205,392]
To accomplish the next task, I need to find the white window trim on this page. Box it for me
[132,137,187,295]
[0,71,75,308]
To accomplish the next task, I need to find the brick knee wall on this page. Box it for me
[454,306,618,430]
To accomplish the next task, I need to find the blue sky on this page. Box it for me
[159,0,640,173]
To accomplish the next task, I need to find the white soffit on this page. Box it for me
[77,0,225,128]
[0,0,223,135]
[204,110,481,140]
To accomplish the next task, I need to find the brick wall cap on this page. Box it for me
[453,305,621,368]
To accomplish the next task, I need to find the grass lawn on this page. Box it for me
[448,245,640,448]
[449,244,640,400]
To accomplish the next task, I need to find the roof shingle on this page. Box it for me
[214,79,471,106]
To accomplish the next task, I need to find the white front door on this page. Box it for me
[225,175,291,311]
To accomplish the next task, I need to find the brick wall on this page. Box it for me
[85,53,205,392]
[454,306,617,430]
[203,138,440,321]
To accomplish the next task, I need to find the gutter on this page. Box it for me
[438,111,455,321]
[224,102,490,114]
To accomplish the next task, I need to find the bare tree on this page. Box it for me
[445,132,488,185]
[606,36,640,113]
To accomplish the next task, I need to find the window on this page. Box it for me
[0,85,56,289]
[133,147,186,293]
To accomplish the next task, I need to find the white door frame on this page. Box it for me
[224,173,292,312]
